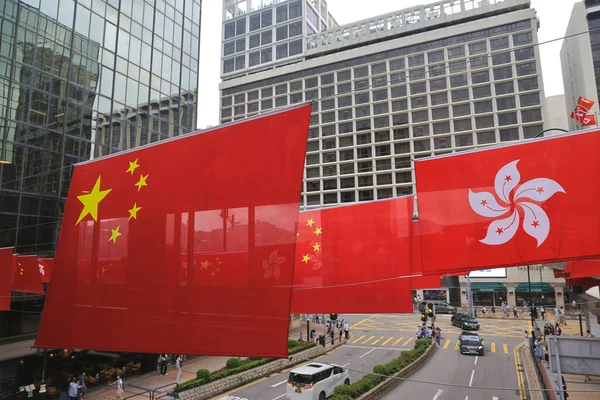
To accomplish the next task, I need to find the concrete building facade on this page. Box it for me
[220,0,547,209]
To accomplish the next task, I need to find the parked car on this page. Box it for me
[287,363,350,400]
[458,332,485,355]
[451,313,480,330]
[418,300,457,314]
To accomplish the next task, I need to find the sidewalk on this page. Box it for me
[86,323,343,399]
[289,319,349,348]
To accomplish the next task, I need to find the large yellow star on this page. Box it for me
[134,174,149,191]
[200,260,210,270]
[76,176,112,225]
[302,254,310,263]
[306,218,315,227]
[128,203,142,220]
[314,227,323,236]
[126,158,140,175]
[313,242,321,252]
[108,225,121,244]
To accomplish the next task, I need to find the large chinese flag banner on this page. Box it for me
[291,197,414,313]
[35,104,312,357]
[0,248,14,310]
[415,129,600,275]
[13,255,44,294]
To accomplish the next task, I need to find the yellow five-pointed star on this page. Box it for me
[76,176,112,225]
[134,174,149,192]
[302,254,311,263]
[314,227,323,236]
[109,225,122,243]
[128,203,142,220]
[313,242,321,252]
[126,158,140,175]
[306,218,315,227]
[200,260,210,270]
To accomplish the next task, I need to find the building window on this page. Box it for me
[477,130,496,145]
[476,115,494,129]
[448,45,465,59]
[451,89,469,102]
[276,25,288,41]
[429,78,447,91]
[516,62,537,76]
[495,81,514,95]
[492,51,511,65]
[411,96,428,108]
[453,118,472,132]
[262,10,273,27]
[494,66,513,80]
[408,53,425,66]
[413,139,431,152]
[276,43,288,59]
[500,128,519,142]
[496,96,516,111]
[378,188,393,199]
[376,159,392,171]
[518,77,539,91]
[359,190,374,202]
[523,124,544,139]
[433,121,450,135]
[392,99,408,112]
[520,92,540,107]
[473,85,492,99]
[498,112,518,126]
[391,86,407,98]
[358,175,373,187]
[469,41,487,55]
[471,70,489,84]
[431,92,448,105]
[515,46,535,61]
[261,48,272,63]
[453,103,471,117]
[521,108,542,123]
[341,191,355,203]
[262,30,272,45]
[490,36,509,51]
[428,50,445,63]
[513,32,533,46]
[289,39,302,56]
[276,5,288,23]
[432,107,449,120]
[412,110,428,123]
[390,58,405,71]
[450,74,468,88]
[470,56,489,69]
[434,136,451,150]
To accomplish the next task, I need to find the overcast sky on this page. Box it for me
[197,0,580,129]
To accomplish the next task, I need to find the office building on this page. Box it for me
[0,0,201,392]
[220,0,546,209]
[561,0,600,129]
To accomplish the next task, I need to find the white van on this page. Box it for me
[286,362,351,400]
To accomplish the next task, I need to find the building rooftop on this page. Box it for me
[305,0,530,56]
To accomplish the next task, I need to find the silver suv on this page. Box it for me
[419,300,457,314]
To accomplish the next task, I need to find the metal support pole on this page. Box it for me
[579,313,584,336]
[40,349,47,398]
[527,265,534,325]
[553,337,566,400]
[306,320,310,343]
[466,275,473,316]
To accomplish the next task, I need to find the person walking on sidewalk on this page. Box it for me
[115,375,124,399]
[159,354,168,376]
[175,355,183,382]
[540,306,545,320]
[343,322,349,339]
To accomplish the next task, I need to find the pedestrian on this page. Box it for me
[435,327,442,346]
[115,375,124,399]
[555,324,562,336]
[540,306,545,320]
[159,354,168,376]
[482,306,487,318]
[534,340,543,361]
[559,307,566,326]
[330,329,335,345]
[176,354,183,382]
[339,327,343,342]
[491,306,495,317]
[572,300,577,313]
[343,321,349,339]
[69,378,84,400]
[524,330,530,348]
[586,330,595,338]
[416,326,422,339]
[513,307,519,319]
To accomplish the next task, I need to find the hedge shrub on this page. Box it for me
[331,337,431,400]
[178,341,318,392]
[288,339,298,348]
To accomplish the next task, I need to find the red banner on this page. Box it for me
[0,248,14,310]
[577,96,594,113]
[566,260,600,279]
[13,255,44,294]
[34,104,312,358]
[411,275,441,290]
[414,129,600,275]
[290,197,414,313]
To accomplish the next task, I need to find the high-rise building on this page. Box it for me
[0,0,201,255]
[561,0,600,129]
[220,0,546,209]
[0,0,202,383]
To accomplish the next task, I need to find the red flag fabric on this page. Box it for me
[13,255,44,294]
[34,104,312,358]
[414,129,600,275]
[411,274,441,290]
[290,197,414,313]
[577,96,594,113]
[38,258,53,284]
[571,111,596,127]
[0,248,14,310]
[565,277,599,290]
[566,260,600,279]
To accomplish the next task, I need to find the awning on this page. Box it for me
[470,282,506,293]
[515,282,555,293]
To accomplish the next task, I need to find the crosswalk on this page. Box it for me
[349,334,513,353]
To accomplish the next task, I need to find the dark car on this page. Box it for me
[458,332,484,355]
[451,313,480,330]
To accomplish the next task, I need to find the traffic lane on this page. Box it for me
[220,345,405,400]
[382,342,521,399]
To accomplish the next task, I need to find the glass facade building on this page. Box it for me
[220,0,545,209]
[0,0,201,257]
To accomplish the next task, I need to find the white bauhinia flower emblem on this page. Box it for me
[39,263,45,276]
[468,160,565,247]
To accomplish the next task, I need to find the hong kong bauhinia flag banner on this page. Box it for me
[34,104,312,357]
[290,197,414,314]
[414,129,600,275]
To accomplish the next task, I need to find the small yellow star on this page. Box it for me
[313,242,321,252]
[126,158,140,175]
[200,260,210,270]
[134,174,149,192]
[128,203,142,220]
[302,254,310,263]
[18,265,24,275]
[76,176,112,225]
[306,218,315,227]
[108,225,122,243]
[314,227,323,236]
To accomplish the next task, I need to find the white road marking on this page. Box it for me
[359,348,376,358]
[433,389,443,400]
[474,356,478,365]
[469,370,475,387]
[272,394,286,400]
[271,380,287,387]
[493,397,498,400]
[345,345,407,351]
[342,363,350,367]
[465,397,469,400]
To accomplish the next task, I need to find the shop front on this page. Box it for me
[515,282,557,306]
[470,282,507,307]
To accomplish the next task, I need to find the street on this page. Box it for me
[214,314,528,400]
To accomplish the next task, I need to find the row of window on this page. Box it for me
[224,0,302,40]
[302,186,413,207]
[223,21,303,57]
[223,39,303,73]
